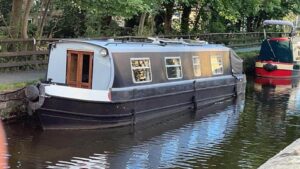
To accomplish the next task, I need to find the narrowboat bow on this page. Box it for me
[25,38,246,130]
[256,20,300,78]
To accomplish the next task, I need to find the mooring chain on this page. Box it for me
[0,87,26,102]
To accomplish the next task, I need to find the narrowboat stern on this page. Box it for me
[255,20,300,78]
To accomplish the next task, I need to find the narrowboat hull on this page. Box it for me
[36,75,246,130]
[255,61,300,78]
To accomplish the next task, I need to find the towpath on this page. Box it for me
[0,70,46,84]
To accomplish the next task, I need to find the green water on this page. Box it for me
[4,77,300,169]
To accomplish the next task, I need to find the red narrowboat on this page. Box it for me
[255,20,300,78]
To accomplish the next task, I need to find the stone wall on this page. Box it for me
[0,89,27,120]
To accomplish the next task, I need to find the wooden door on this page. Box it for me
[66,50,93,89]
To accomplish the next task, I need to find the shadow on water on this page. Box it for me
[5,94,245,169]
[5,77,300,169]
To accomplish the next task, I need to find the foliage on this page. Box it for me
[0,0,12,26]
[1,0,300,38]
[50,1,87,38]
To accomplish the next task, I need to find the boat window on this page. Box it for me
[130,58,152,83]
[82,54,90,83]
[70,53,78,82]
[297,47,300,61]
[165,57,183,79]
[192,56,201,77]
[211,55,223,75]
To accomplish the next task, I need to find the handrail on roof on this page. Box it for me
[56,36,209,47]
[149,37,208,46]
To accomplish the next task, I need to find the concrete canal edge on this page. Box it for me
[258,138,300,169]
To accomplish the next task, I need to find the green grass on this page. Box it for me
[237,50,259,75]
[0,80,38,92]
[237,51,259,59]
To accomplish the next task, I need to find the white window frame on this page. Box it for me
[211,55,224,75]
[165,56,183,80]
[130,58,152,83]
[296,47,300,61]
[192,56,201,77]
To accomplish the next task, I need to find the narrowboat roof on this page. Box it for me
[58,39,231,53]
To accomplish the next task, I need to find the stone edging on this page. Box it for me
[258,138,300,169]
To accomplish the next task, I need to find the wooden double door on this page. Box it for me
[66,50,93,89]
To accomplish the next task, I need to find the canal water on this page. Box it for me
[4,77,300,169]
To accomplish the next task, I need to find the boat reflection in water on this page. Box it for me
[286,79,300,117]
[254,77,293,94]
[6,94,244,169]
[254,77,300,129]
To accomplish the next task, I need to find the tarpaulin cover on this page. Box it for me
[257,39,293,63]
[230,50,243,74]
[263,20,295,35]
[263,20,294,27]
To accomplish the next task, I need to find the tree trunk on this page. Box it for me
[192,8,201,33]
[35,0,51,39]
[181,4,192,34]
[148,14,155,36]
[48,18,60,38]
[246,16,254,32]
[138,13,147,36]
[163,0,175,35]
[236,19,242,32]
[10,0,23,38]
[21,0,34,39]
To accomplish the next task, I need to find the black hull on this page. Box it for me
[37,75,246,130]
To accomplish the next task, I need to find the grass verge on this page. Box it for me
[0,81,38,93]
[237,50,259,75]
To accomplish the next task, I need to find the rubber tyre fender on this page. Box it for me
[26,84,46,114]
[263,63,277,72]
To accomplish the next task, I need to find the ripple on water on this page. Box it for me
[6,78,300,169]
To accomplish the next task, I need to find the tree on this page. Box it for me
[163,0,175,34]
[51,1,87,38]
[180,0,198,34]
[21,0,34,39]
[35,0,52,39]
[10,0,23,38]
[8,0,34,38]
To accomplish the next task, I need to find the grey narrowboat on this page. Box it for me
[25,38,246,130]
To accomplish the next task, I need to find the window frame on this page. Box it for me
[296,47,300,61]
[164,56,183,80]
[210,55,224,75]
[192,56,201,77]
[130,57,153,84]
